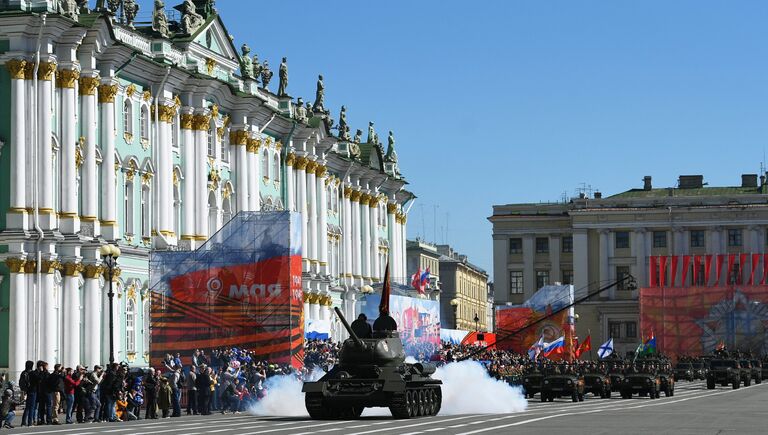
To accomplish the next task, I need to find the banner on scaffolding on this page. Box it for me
[149,212,304,368]
[360,294,441,357]
[639,285,768,359]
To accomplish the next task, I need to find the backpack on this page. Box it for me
[18,371,29,392]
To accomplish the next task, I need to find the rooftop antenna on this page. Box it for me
[432,204,439,244]
[419,204,426,241]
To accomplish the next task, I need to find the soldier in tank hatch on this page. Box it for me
[351,314,373,339]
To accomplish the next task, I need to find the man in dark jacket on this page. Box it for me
[186,366,197,415]
[143,368,158,419]
[36,361,51,425]
[195,366,210,415]
[351,314,373,338]
[19,361,37,427]
[49,364,65,424]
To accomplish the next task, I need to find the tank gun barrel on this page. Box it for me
[334,307,363,346]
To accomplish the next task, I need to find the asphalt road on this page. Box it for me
[7,381,766,435]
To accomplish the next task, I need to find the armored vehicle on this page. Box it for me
[620,372,661,399]
[658,370,675,397]
[303,308,442,419]
[522,372,543,399]
[541,374,585,402]
[606,360,626,392]
[583,372,611,398]
[752,359,764,384]
[691,361,707,380]
[762,359,768,381]
[706,359,741,389]
[738,360,753,387]
[674,363,694,382]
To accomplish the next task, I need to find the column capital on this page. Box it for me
[56,68,80,89]
[192,114,211,131]
[38,61,57,81]
[246,137,261,153]
[153,104,177,123]
[180,113,194,130]
[315,164,327,178]
[229,129,248,145]
[40,259,62,274]
[23,260,37,274]
[62,262,85,277]
[295,156,308,170]
[103,266,122,281]
[350,190,361,202]
[387,202,397,214]
[83,264,106,279]
[4,257,26,273]
[285,152,296,166]
[343,186,353,198]
[98,83,118,103]
[79,76,100,95]
[360,193,371,205]
[306,160,318,173]
[5,59,26,80]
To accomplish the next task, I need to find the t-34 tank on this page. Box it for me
[302,307,442,419]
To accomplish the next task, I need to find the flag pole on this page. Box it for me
[588,328,594,361]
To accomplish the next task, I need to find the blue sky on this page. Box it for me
[132,0,768,278]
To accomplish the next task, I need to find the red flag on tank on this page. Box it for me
[380,263,391,315]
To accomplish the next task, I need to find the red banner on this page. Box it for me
[738,253,747,285]
[750,254,760,285]
[640,285,768,360]
[763,254,768,286]
[705,255,713,285]
[660,256,668,287]
[727,254,735,284]
[649,256,658,287]
[692,255,700,285]
[681,255,691,287]
[671,256,679,287]
[715,255,724,285]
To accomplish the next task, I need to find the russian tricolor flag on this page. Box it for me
[542,336,565,358]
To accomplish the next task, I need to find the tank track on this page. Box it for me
[390,385,442,419]
[305,393,364,420]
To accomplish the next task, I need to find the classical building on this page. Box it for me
[0,1,412,375]
[437,245,489,331]
[490,173,768,356]
[405,238,441,294]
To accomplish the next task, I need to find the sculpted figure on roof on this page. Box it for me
[278,57,288,97]
[239,44,254,79]
[353,129,362,143]
[123,0,139,28]
[180,0,204,35]
[338,106,348,139]
[261,60,273,90]
[313,75,325,112]
[59,0,79,19]
[367,121,376,144]
[152,0,170,37]
[295,97,308,123]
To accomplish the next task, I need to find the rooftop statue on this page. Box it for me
[353,129,362,143]
[180,0,204,35]
[342,125,351,141]
[76,0,89,13]
[306,102,314,118]
[106,0,121,14]
[152,0,169,37]
[386,130,398,162]
[123,0,139,29]
[338,105,348,138]
[278,57,288,97]
[239,44,254,79]
[252,54,262,83]
[295,97,308,123]
[201,0,216,17]
[261,60,273,90]
[59,0,79,19]
[367,121,375,144]
[312,74,325,112]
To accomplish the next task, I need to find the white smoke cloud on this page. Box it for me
[434,360,528,415]
[249,361,527,418]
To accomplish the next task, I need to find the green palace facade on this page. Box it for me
[0,0,413,376]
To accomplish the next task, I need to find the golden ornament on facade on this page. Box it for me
[275,141,283,150]
[79,76,99,96]
[208,168,221,190]
[172,171,179,186]
[23,61,35,80]
[295,156,308,170]
[223,184,232,199]
[315,165,327,178]
[217,127,225,140]
[246,138,261,153]
[285,152,296,166]
[103,266,122,281]
[320,295,333,306]
[360,193,371,205]
[306,160,318,173]
[158,104,176,123]
[23,260,37,274]
[307,293,321,304]
[343,186,352,198]
[41,259,62,274]
[83,264,106,279]
[350,190,361,202]
[173,95,182,109]
[75,137,85,169]
[210,104,219,118]
[265,136,273,146]
[6,59,27,80]
[126,282,137,301]
[192,114,211,131]
[125,84,136,98]
[223,114,231,127]
[387,203,397,214]
[141,172,153,186]
[142,90,152,101]
[180,114,194,130]
[62,262,85,277]
[56,69,80,89]
[205,58,216,75]
[98,84,118,103]
[369,197,379,208]
[4,257,26,273]
[229,130,248,145]
[37,61,56,81]
[125,169,135,182]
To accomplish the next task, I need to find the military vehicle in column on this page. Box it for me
[674,362,695,382]
[691,361,707,380]
[541,368,585,402]
[583,366,612,398]
[706,358,742,389]
[751,359,764,384]
[738,359,753,387]
[302,307,442,419]
[620,366,662,399]
[605,357,626,392]
[522,370,544,399]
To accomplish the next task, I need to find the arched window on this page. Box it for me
[140,106,149,141]
[221,128,229,162]
[327,186,333,211]
[141,184,150,239]
[208,191,218,236]
[173,181,181,236]
[207,122,215,157]
[143,299,150,351]
[222,196,232,223]
[261,147,270,179]
[124,176,134,235]
[171,115,179,149]
[123,100,133,137]
[126,298,136,354]
[273,153,280,183]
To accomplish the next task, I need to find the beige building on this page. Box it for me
[490,173,768,356]
[438,245,490,331]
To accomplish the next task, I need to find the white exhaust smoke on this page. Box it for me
[249,360,527,417]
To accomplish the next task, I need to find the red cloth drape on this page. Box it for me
[750,253,760,285]
[649,256,658,287]
[727,254,736,284]
[670,256,679,287]
[659,256,668,287]
[693,255,701,285]
[704,255,713,285]
[681,255,691,286]
[715,255,724,285]
[738,253,747,285]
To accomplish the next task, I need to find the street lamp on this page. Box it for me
[450,298,459,329]
[474,313,479,332]
[100,243,121,364]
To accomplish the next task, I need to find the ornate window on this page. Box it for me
[126,299,136,354]
[141,185,150,239]
[124,177,134,235]
[140,106,149,141]
[123,100,133,137]
[262,147,270,179]
[207,121,216,157]
[221,128,229,162]
[273,153,280,182]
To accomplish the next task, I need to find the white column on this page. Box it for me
[296,157,309,269]
[62,263,82,368]
[307,162,318,266]
[387,204,396,272]
[157,103,174,238]
[370,201,380,281]
[181,112,195,240]
[573,229,589,295]
[310,300,320,322]
[343,186,353,281]
[352,192,362,279]
[80,75,99,231]
[317,167,329,275]
[286,153,295,211]
[99,81,119,240]
[232,131,248,212]
[83,264,102,368]
[194,113,210,240]
[38,61,55,230]
[361,194,371,281]
[599,230,610,297]
[400,214,407,282]
[248,140,259,211]
[5,258,27,376]
[40,261,57,364]
[6,60,27,229]
[59,68,80,234]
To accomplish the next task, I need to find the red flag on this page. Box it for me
[727,254,736,284]
[380,263,391,315]
[738,253,747,285]
[705,255,713,286]
[763,254,768,285]
[681,255,691,287]
[715,255,724,285]
[670,256,679,287]
[750,253,760,285]
[716,340,726,351]
[692,255,701,285]
[575,335,592,359]
[649,256,658,287]
[411,267,422,292]
[659,256,667,287]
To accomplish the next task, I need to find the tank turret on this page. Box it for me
[302,308,442,419]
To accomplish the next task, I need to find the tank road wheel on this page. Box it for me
[407,390,417,418]
[733,380,740,390]
[541,392,547,403]
[707,379,715,390]
[305,393,326,420]
[434,388,442,415]
[416,390,425,416]
[389,392,410,419]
